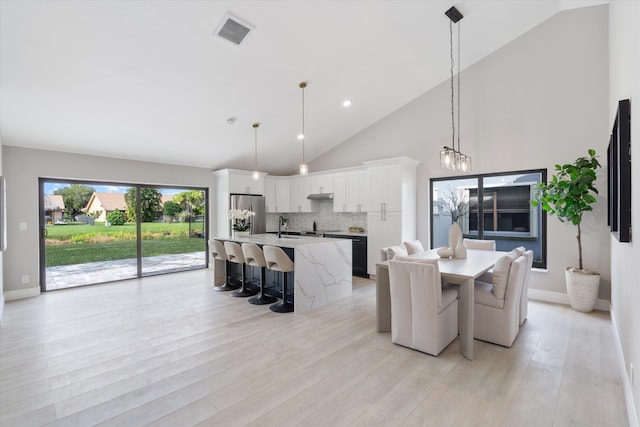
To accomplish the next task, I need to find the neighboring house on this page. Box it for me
[83,192,127,222]
[44,194,65,224]
[83,192,174,222]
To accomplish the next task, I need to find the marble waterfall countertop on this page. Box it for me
[213,233,352,313]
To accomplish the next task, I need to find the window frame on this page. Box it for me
[430,168,547,269]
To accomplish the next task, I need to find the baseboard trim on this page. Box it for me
[527,288,610,311]
[611,307,640,427]
[5,286,41,301]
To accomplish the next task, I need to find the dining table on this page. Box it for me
[376,248,507,360]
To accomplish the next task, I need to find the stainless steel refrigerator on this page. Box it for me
[229,194,266,235]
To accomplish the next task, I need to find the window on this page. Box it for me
[430,169,546,268]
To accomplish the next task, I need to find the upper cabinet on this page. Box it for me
[265,176,291,213]
[228,171,264,195]
[310,173,333,195]
[334,169,368,212]
[333,173,346,212]
[346,170,368,212]
[289,176,311,213]
[367,164,402,212]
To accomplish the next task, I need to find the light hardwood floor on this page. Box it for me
[0,270,628,426]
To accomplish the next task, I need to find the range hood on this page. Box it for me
[307,193,334,200]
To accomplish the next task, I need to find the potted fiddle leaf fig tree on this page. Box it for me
[531,149,601,312]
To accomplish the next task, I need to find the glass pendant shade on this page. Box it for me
[252,170,260,181]
[299,82,308,176]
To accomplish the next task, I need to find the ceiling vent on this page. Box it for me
[215,14,253,46]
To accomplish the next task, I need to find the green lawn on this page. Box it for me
[45,221,206,266]
[45,221,204,239]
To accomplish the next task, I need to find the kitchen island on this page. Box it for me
[213,234,352,313]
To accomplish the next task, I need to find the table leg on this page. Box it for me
[458,277,474,360]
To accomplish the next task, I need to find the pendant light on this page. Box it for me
[440,6,471,173]
[252,122,260,181]
[298,81,308,176]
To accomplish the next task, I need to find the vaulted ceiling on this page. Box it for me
[0,0,606,174]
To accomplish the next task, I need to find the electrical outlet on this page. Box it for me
[21,275,29,284]
[19,222,27,231]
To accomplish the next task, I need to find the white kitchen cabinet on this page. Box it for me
[364,157,419,274]
[368,164,401,212]
[275,178,290,213]
[333,173,346,212]
[264,176,290,213]
[229,171,264,195]
[346,170,367,212]
[289,177,311,212]
[310,173,333,194]
[334,169,367,212]
[264,176,276,212]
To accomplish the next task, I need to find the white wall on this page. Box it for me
[0,139,4,320]
[609,0,640,424]
[310,5,611,300]
[2,146,214,297]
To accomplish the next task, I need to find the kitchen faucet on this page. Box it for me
[278,215,284,238]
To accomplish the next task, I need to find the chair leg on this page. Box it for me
[214,260,241,291]
[249,267,277,305]
[270,272,294,313]
[231,264,259,297]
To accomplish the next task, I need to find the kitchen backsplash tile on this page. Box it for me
[266,200,367,232]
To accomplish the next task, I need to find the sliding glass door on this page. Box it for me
[40,179,208,291]
[140,187,207,276]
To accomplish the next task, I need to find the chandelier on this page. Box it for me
[440,6,471,173]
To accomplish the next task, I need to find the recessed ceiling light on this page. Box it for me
[342,99,352,107]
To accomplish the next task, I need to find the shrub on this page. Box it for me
[106,210,126,226]
[163,200,181,217]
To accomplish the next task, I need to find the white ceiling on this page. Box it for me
[0,0,607,175]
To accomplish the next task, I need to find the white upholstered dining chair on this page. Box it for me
[463,238,496,251]
[388,259,458,356]
[473,254,527,347]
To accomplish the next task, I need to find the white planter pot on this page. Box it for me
[565,267,600,312]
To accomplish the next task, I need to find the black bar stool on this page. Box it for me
[224,241,259,298]
[242,243,277,305]
[263,245,294,313]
